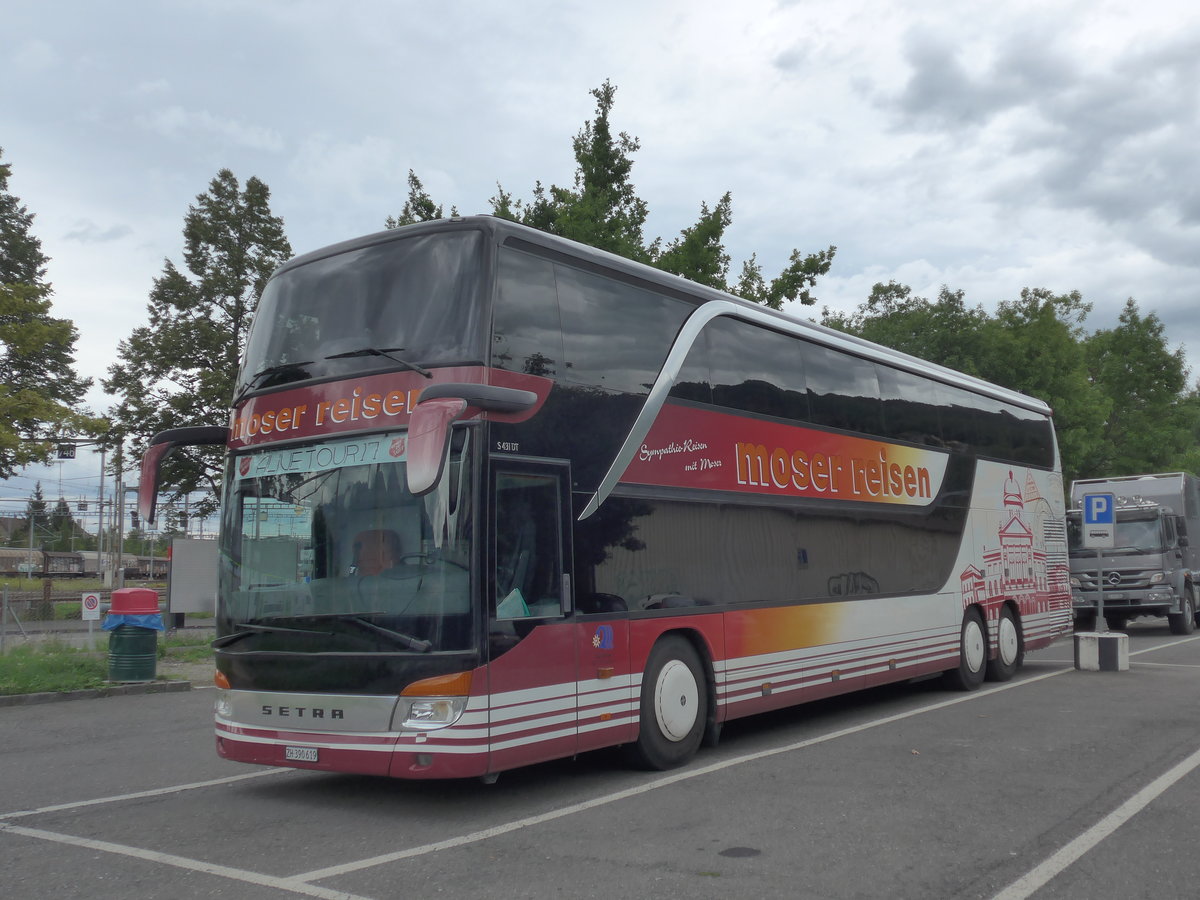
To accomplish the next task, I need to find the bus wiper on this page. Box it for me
[346,616,433,653]
[276,612,433,653]
[324,346,432,379]
[212,622,335,649]
[236,361,315,402]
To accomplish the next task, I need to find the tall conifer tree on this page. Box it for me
[104,169,292,511]
[0,148,95,476]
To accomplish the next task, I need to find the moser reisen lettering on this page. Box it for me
[736,442,933,499]
[231,385,424,442]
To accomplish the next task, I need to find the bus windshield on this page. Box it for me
[237,229,485,397]
[218,428,474,653]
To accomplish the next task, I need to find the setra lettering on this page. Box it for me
[261,705,345,719]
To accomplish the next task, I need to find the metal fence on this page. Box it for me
[1,585,169,652]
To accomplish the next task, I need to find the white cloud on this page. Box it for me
[130,79,172,97]
[63,220,134,244]
[134,106,285,153]
[12,38,58,71]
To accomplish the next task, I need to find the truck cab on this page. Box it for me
[1067,473,1200,634]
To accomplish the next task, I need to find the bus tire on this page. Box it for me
[942,607,987,691]
[986,606,1023,682]
[1168,588,1196,635]
[625,635,707,770]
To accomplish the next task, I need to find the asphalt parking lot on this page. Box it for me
[3,619,1199,899]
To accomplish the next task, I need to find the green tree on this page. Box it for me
[401,81,836,306]
[49,495,72,549]
[9,481,52,549]
[1084,298,1198,476]
[385,170,457,228]
[489,81,652,262]
[0,148,98,476]
[654,193,733,290]
[976,289,1109,485]
[103,169,292,511]
[26,480,48,532]
[822,282,993,375]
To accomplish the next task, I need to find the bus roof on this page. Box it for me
[274,215,1052,417]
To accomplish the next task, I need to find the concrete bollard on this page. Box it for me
[1074,631,1129,672]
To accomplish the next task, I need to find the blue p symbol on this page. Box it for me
[1088,496,1109,519]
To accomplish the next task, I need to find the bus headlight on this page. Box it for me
[215,690,233,719]
[399,697,467,730]
[395,670,473,731]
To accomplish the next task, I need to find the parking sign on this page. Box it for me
[1082,492,1115,549]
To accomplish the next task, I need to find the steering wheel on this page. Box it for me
[396,552,469,571]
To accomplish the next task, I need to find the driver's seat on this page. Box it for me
[353,529,401,576]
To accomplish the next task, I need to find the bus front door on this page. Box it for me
[487,459,577,771]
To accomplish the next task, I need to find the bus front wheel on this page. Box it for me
[942,608,987,691]
[625,635,707,770]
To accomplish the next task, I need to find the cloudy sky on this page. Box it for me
[3,0,1198,509]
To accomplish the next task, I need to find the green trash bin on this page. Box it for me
[108,624,158,682]
[104,587,163,683]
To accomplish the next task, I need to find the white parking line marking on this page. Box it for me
[1130,662,1200,668]
[1129,635,1200,653]
[0,768,290,820]
[991,744,1200,900]
[294,669,1071,883]
[0,821,373,900]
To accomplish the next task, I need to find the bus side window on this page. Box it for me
[494,472,565,619]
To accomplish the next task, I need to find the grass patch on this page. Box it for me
[0,643,108,695]
[0,632,214,694]
[159,632,214,663]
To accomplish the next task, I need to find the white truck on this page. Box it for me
[1067,472,1200,633]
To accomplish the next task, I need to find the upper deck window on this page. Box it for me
[492,245,693,396]
[239,230,485,396]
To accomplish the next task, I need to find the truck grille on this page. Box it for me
[1075,569,1156,591]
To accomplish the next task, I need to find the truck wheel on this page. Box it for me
[1104,614,1129,631]
[624,635,707,770]
[1074,612,1097,631]
[942,607,987,691]
[1168,589,1196,635]
[986,607,1023,682]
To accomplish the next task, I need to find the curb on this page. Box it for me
[0,679,193,708]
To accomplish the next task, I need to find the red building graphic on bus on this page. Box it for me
[960,469,1066,618]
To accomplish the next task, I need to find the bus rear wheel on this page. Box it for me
[942,607,987,691]
[624,635,707,770]
[986,606,1023,682]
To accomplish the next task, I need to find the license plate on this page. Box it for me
[284,746,319,762]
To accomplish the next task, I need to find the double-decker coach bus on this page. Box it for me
[139,215,1072,780]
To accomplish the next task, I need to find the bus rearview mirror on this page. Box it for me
[138,426,230,524]
[407,398,469,496]
[406,384,538,496]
